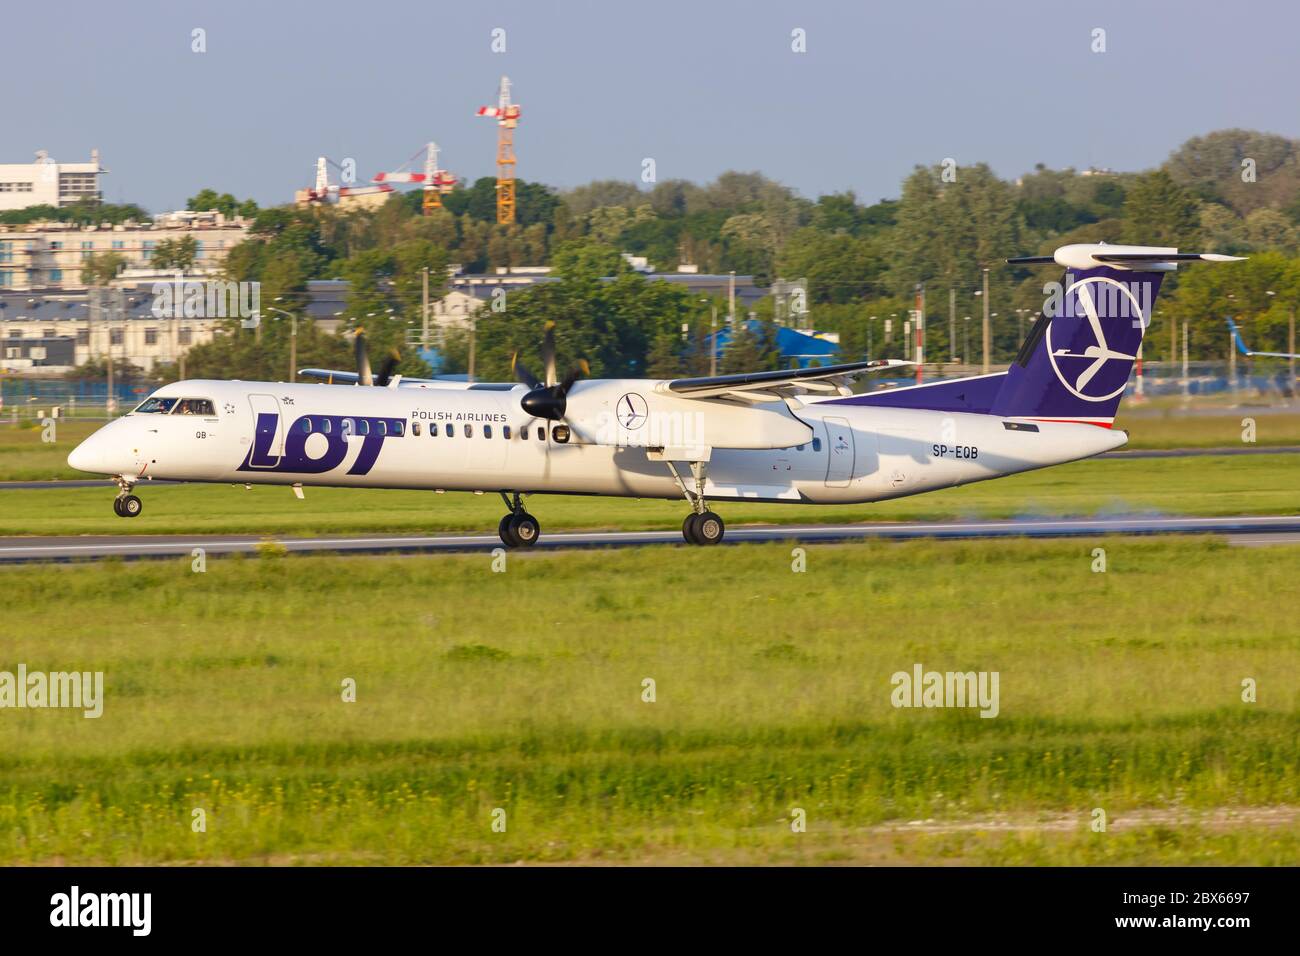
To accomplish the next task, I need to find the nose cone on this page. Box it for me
[68,431,111,474]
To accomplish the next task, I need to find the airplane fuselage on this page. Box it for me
[69,378,1127,506]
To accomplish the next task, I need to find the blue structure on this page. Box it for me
[710,320,841,368]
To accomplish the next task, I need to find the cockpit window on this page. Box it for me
[173,398,216,416]
[134,397,177,414]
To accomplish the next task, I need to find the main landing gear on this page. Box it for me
[498,492,540,548]
[666,460,725,546]
[112,478,142,518]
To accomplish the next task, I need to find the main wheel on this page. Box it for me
[498,514,518,548]
[682,513,700,544]
[120,494,143,518]
[113,497,126,517]
[694,511,724,545]
[509,513,540,548]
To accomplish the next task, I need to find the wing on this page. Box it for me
[298,368,362,384]
[297,368,483,388]
[660,359,912,402]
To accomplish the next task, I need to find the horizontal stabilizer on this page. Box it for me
[1008,243,1245,272]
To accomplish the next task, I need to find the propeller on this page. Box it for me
[354,329,401,387]
[355,329,374,387]
[512,321,588,421]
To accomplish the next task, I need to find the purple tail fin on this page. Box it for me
[989,266,1163,426]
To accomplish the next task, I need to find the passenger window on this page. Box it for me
[430,422,438,437]
[484,425,493,439]
[357,419,370,436]
[537,427,545,441]
[321,418,332,434]
[377,421,387,436]
[465,424,473,438]
[520,426,528,440]
[503,425,511,439]
[812,437,822,452]
[298,418,312,434]
[392,421,403,436]
[341,418,354,438]
[445,424,454,438]
[412,421,421,436]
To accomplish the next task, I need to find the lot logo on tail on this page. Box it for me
[1046,276,1147,403]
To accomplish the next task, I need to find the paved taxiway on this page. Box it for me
[2,514,1299,563]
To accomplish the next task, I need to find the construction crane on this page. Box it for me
[476,75,520,225]
[371,143,458,214]
[299,156,393,206]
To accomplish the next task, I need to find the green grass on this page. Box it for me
[2,412,1299,483]
[0,537,1296,864]
[0,452,1296,537]
[1113,409,1300,449]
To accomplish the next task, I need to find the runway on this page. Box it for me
[2,514,1299,563]
[2,444,1297,492]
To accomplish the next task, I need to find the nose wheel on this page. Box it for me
[498,492,539,548]
[113,494,142,518]
[111,478,142,518]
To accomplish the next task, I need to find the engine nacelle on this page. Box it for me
[560,379,812,450]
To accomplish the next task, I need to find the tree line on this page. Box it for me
[142,128,1300,383]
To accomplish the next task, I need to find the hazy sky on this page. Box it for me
[6,0,1298,212]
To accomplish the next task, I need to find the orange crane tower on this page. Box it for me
[371,143,457,215]
[476,76,520,224]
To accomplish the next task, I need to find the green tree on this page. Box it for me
[188,189,259,219]
[81,251,126,286]
[1121,170,1201,247]
[719,321,779,373]
[152,236,198,270]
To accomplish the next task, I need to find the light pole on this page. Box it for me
[963,316,970,367]
[1227,293,1237,393]
[468,314,477,383]
[979,268,990,373]
[1291,303,1297,397]
[263,304,298,382]
[948,288,956,363]
[868,315,876,362]
[1266,290,1276,398]
[710,301,718,376]
[421,266,430,352]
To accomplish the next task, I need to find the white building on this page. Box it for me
[0,285,222,375]
[0,150,104,212]
[0,211,252,292]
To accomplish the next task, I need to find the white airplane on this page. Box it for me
[68,244,1241,547]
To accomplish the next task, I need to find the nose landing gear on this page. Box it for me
[112,478,142,518]
[498,492,539,548]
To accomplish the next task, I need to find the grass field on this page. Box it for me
[1,537,1297,865]
[2,412,1299,483]
[0,451,1295,538]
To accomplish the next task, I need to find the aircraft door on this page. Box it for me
[246,393,283,469]
[823,416,855,487]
